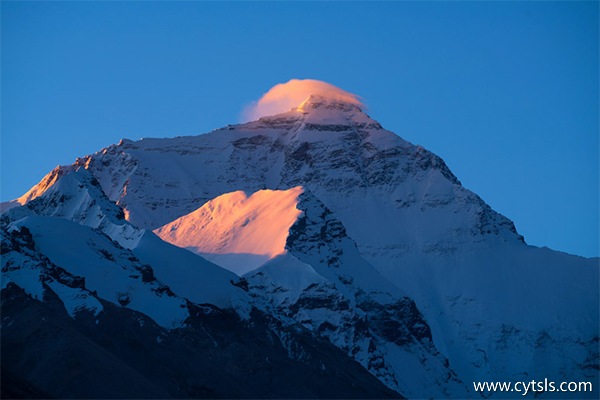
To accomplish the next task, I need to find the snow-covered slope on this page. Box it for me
[3,166,142,248]
[154,183,469,396]
[133,231,249,312]
[3,83,598,398]
[1,166,250,315]
[2,216,188,328]
[154,187,303,275]
[1,165,73,212]
[245,189,469,397]
[1,161,401,398]
[1,219,398,399]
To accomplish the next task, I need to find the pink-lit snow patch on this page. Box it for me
[154,186,304,275]
[3,166,73,210]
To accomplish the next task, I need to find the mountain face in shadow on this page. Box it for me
[2,81,598,398]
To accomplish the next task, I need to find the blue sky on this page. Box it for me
[1,1,598,257]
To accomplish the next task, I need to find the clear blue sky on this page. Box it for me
[1,1,598,257]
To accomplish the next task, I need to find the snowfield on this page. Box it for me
[2,87,598,399]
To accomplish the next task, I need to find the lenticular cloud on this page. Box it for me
[242,79,364,121]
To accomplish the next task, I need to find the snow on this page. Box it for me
[2,166,252,320]
[154,187,304,275]
[14,216,189,329]
[1,253,45,300]
[2,222,101,318]
[14,165,74,206]
[3,167,145,249]
[245,253,329,306]
[381,241,600,386]
[197,253,270,276]
[382,342,470,398]
[46,280,103,317]
[133,231,251,314]
[250,253,327,292]
[4,82,598,397]
[0,200,20,213]
[244,78,363,121]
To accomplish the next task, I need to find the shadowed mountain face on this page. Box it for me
[2,87,598,398]
[1,283,400,399]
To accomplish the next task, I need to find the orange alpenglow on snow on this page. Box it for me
[14,166,69,206]
[243,78,364,121]
[154,186,304,275]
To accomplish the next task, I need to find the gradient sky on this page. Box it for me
[1,1,598,257]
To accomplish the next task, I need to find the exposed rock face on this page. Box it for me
[1,283,400,399]
[244,191,468,397]
[1,92,598,398]
[1,221,400,399]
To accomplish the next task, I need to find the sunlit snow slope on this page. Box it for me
[154,187,303,275]
[3,79,598,398]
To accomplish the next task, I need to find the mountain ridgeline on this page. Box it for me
[2,90,598,399]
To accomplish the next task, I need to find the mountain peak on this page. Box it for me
[296,94,363,113]
[244,79,364,121]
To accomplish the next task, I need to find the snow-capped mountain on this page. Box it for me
[153,185,468,396]
[2,80,598,398]
[1,164,397,398]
